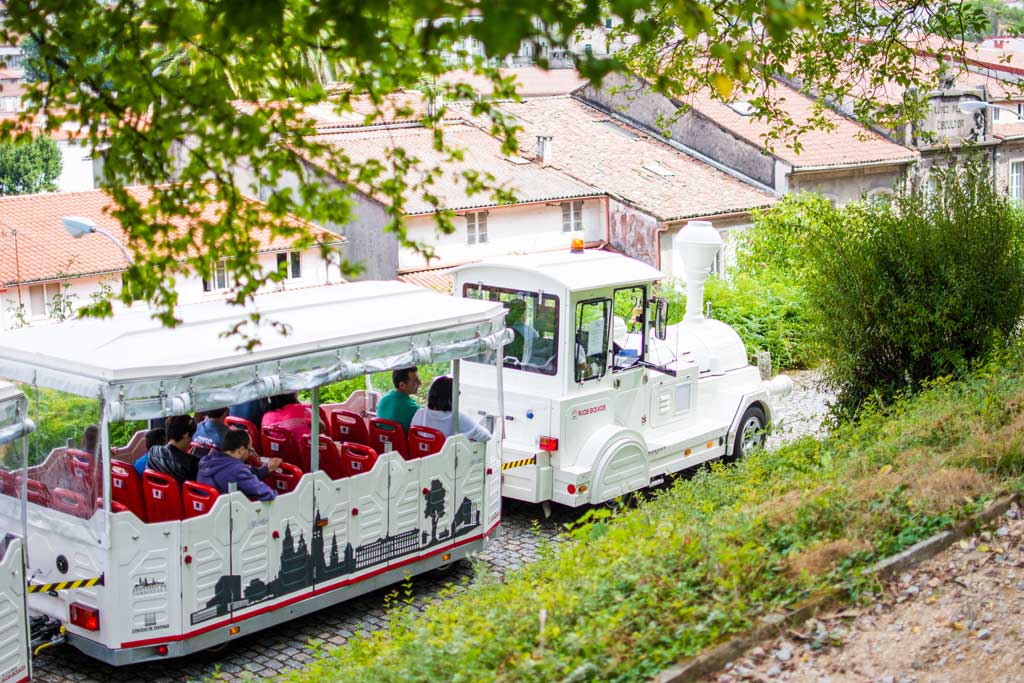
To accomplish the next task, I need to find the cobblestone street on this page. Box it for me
[33,371,830,683]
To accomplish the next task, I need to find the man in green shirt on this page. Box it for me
[376,367,422,431]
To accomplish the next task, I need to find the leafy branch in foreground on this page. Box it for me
[0,0,989,341]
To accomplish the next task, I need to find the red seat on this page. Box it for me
[66,449,96,497]
[225,416,260,453]
[182,481,220,518]
[300,434,345,479]
[261,421,307,469]
[0,470,15,497]
[305,405,330,432]
[368,417,408,458]
[142,470,183,523]
[329,409,370,446]
[111,459,147,522]
[188,442,213,459]
[16,478,50,506]
[264,462,302,494]
[341,442,380,477]
[96,498,129,514]
[407,425,446,459]
[51,488,92,519]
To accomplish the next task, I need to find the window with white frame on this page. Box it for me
[466,211,488,245]
[203,260,231,292]
[561,200,584,232]
[276,251,302,279]
[26,282,61,319]
[1010,161,1024,202]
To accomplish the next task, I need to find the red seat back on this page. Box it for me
[225,416,260,453]
[407,425,446,459]
[66,448,96,497]
[16,478,50,506]
[368,417,408,458]
[329,409,370,446]
[111,459,147,522]
[52,488,92,519]
[182,481,220,519]
[264,462,303,494]
[188,442,213,459]
[300,434,344,479]
[261,421,307,469]
[305,405,329,432]
[142,469,183,523]
[96,498,129,514]
[0,470,15,497]
[341,442,380,477]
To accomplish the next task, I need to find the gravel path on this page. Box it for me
[703,503,1024,683]
[32,371,832,683]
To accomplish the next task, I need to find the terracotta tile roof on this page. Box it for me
[0,187,341,285]
[684,84,917,169]
[307,122,601,214]
[994,121,1024,140]
[234,91,458,131]
[488,96,777,222]
[438,67,586,97]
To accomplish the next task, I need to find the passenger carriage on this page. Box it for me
[455,221,793,508]
[0,382,32,682]
[0,282,507,666]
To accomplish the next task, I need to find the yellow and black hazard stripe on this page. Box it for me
[28,574,104,594]
[501,456,537,472]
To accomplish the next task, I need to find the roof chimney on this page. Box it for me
[535,135,553,165]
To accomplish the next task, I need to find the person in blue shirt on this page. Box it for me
[133,428,167,476]
[193,407,230,449]
[229,398,269,430]
[198,429,277,501]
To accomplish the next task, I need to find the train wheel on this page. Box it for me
[730,404,767,462]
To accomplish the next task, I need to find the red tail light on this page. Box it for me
[69,602,99,631]
[538,436,558,452]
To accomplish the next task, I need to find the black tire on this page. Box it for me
[729,404,767,462]
[430,557,467,577]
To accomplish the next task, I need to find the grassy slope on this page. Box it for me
[279,350,1024,683]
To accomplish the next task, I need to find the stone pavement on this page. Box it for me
[33,372,831,683]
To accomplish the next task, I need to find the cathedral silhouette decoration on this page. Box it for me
[190,478,480,625]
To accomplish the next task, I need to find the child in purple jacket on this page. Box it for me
[198,429,277,501]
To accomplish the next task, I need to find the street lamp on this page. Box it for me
[60,215,134,265]
[958,100,1024,121]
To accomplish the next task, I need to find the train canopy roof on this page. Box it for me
[453,250,665,292]
[0,282,509,420]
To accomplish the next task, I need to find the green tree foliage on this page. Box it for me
[803,158,1024,416]
[734,193,838,279]
[961,0,1024,40]
[0,136,62,196]
[0,1,987,340]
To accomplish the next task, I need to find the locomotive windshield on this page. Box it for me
[463,284,560,376]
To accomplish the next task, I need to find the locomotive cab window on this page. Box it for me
[575,298,611,382]
[464,283,560,375]
[612,285,647,371]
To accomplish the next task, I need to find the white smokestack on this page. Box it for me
[673,220,722,323]
[535,135,553,165]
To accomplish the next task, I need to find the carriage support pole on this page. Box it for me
[309,386,320,473]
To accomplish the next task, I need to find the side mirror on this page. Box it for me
[653,297,668,340]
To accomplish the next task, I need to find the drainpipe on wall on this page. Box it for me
[603,195,610,244]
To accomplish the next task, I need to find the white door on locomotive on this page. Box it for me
[454,221,793,508]
[0,281,509,666]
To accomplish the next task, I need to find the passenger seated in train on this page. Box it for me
[146,415,200,484]
[133,428,168,475]
[376,367,421,431]
[198,429,277,501]
[193,407,230,449]
[261,393,306,427]
[80,424,99,456]
[410,376,491,442]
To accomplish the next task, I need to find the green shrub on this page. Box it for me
[804,157,1024,416]
[734,192,839,278]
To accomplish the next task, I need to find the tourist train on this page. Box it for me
[0,282,506,671]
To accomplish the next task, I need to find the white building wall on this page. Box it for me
[398,198,604,271]
[56,140,96,192]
